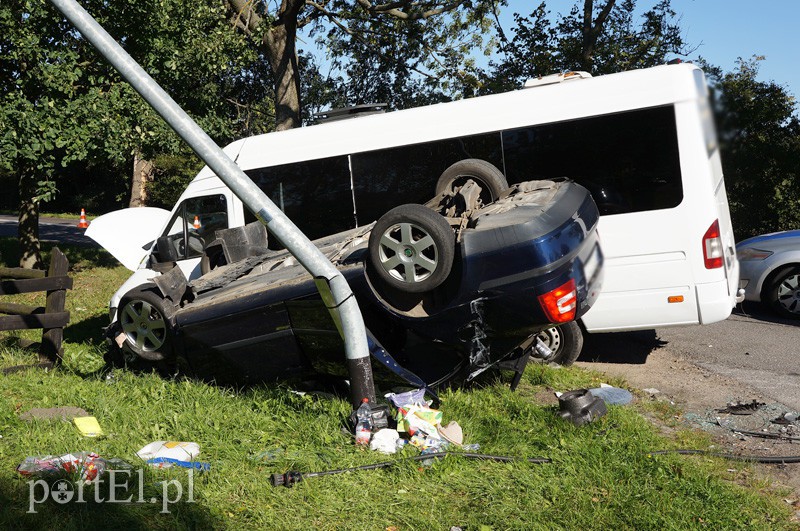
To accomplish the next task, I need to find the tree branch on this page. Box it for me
[305,1,438,80]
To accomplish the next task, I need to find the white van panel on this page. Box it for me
[696,279,737,324]
[582,285,697,331]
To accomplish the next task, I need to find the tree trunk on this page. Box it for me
[18,175,42,269]
[580,0,616,72]
[130,150,154,208]
[226,0,304,131]
[263,0,305,131]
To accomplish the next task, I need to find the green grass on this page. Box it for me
[0,238,794,529]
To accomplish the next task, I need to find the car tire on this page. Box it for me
[368,204,455,293]
[762,265,800,319]
[535,321,583,366]
[435,159,509,205]
[118,284,175,362]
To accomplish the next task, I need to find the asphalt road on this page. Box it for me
[0,214,96,246]
[578,301,800,410]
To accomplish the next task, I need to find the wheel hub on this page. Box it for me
[777,273,800,314]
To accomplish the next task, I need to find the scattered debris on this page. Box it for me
[558,389,607,426]
[370,429,401,454]
[772,412,799,425]
[19,407,89,422]
[642,388,661,395]
[17,452,132,482]
[438,421,464,446]
[270,452,551,488]
[136,441,208,470]
[716,400,766,415]
[73,416,104,437]
[588,384,633,405]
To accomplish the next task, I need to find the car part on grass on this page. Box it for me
[535,321,583,366]
[49,0,376,407]
[648,449,800,464]
[270,452,551,487]
[558,389,608,426]
[368,204,455,293]
[435,159,509,206]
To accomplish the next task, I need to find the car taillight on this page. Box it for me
[538,279,577,323]
[702,219,723,269]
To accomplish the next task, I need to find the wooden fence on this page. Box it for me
[0,248,72,364]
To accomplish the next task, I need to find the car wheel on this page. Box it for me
[118,284,175,362]
[535,321,583,366]
[763,265,800,319]
[435,159,509,205]
[368,204,455,293]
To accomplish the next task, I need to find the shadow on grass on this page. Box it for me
[0,474,222,530]
[0,238,118,270]
[577,329,668,365]
[64,315,109,345]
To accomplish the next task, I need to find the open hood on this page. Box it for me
[85,207,170,271]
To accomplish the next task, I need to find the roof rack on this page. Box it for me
[523,71,591,89]
[312,103,387,124]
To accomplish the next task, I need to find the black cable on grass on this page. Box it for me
[648,449,800,464]
[270,452,551,487]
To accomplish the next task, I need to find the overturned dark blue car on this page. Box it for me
[105,176,603,390]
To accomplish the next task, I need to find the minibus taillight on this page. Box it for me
[538,279,577,323]
[702,219,723,269]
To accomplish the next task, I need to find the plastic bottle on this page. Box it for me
[354,398,373,446]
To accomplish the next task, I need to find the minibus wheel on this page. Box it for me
[436,159,509,205]
[368,204,455,293]
[535,321,583,366]
[118,284,175,362]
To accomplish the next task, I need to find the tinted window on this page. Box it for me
[245,156,353,243]
[351,134,502,225]
[502,106,682,215]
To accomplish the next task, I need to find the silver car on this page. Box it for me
[736,230,800,318]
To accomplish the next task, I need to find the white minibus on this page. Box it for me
[89,62,741,362]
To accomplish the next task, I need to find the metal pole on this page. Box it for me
[48,0,375,406]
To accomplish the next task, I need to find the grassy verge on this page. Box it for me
[0,238,793,529]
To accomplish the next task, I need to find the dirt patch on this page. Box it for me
[577,346,800,506]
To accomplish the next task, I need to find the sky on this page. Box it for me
[502,0,800,98]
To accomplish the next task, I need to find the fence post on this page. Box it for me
[40,247,69,364]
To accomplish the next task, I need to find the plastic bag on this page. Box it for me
[17,452,107,482]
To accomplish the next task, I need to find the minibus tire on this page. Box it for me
[535,321,583,366]
[435,159,509,204]
[118,284,175,362]
[763,265,800,319]
[368,204,454,293]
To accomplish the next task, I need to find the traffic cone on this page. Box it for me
[193,215,201,230]
[77,208,89,229]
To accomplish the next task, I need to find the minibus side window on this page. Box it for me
[155,195,228,262]
[502,105,682,215]
[350,133,502,225]
[245,155,352,247]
